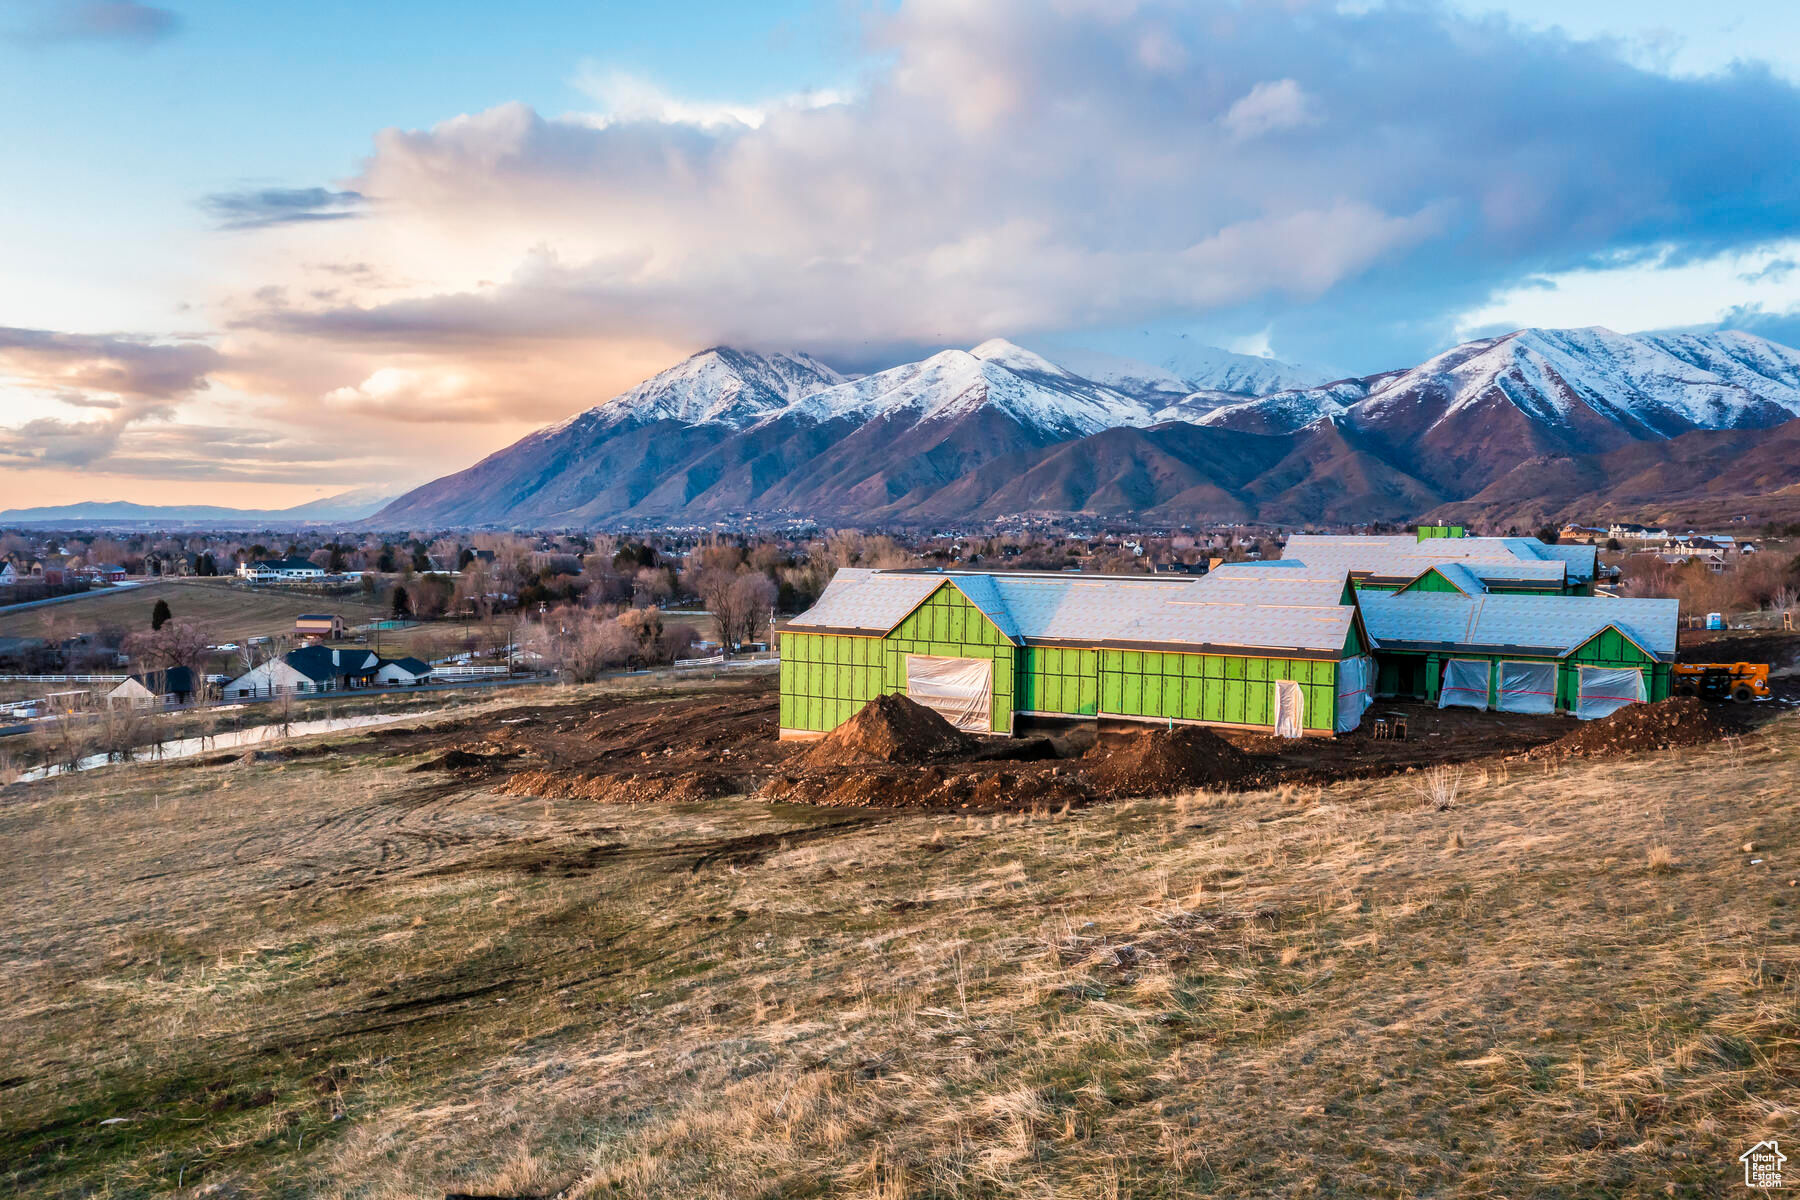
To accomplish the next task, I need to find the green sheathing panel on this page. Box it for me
[1562,626,1668,709]
[1097,649,1335,733]
[780,583,1018,734]
[1017,646,1100,716]
[882,583,1016,733]
[1398,567,1466,595]
[1342,620,1368,658]
[1416,524,1465,541]
[779,631,887,733]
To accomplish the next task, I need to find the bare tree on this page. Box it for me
[727,571,776,648]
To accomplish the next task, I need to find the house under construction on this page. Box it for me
[778,531,1673,739]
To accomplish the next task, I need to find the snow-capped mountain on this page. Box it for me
[1192,380,1371,434]
[370,327,1800,528]
[580,346,845,430]
[1200,327,1800,447]
[770,341,1154,438]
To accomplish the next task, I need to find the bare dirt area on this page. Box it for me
[4,671,1797,1198]
[157,675,1758,815]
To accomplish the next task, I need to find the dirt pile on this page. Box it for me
[801,694,976,767]
[1532,697,1731,758]
[1082,725,1252,795]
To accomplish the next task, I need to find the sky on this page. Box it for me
[2,0,1799,510]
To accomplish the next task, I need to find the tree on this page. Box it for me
[392,585,411,617]
[727,571,777,647]
[694,568,744,649]
[150,598,172,630]
[123,619,209,674]
[1536,525,1560,544]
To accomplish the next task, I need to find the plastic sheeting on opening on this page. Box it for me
[905,654,995,733]
[1497,660,1558,715]
[1335,654,1375,733]
[1274,679,1305,739]
[1438,658,1492,709]
[1576,666,1645,720]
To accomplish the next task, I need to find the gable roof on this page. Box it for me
[1280,534,1589,587]
[127,665,195,694]
[378,656,432,674]
[1359,593,1678,661]
[790,566,1363,658]
[285,644,379,681]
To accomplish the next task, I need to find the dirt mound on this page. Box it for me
[1532,697,1731,758]
[498,769,741,804]
[1082,725,1252,796]
[801,694,976,767]
[409,746,520,773]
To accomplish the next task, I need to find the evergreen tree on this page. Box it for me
[151,598,172,630]
[392,585,411,617]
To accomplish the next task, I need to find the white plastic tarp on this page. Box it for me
[1576,666,1645,720]
[905,654,994,733]
[1335,654,1374,733]
[1438,658,1491,710]
[1274,679,1305,739]
[1497,660,1558,715]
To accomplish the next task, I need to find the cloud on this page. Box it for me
[1739,257,1797,285]
[1220,79,1318,141]
[217,0,1800,377]
[200,186,366,231]
[0,327,219,466]
[6,1,179,46]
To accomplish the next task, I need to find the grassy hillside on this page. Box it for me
[0,579,390,645]
[2,694,1795,1197]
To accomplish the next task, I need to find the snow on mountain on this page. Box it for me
[1191,380,1372,434]
[770,340,1156,438]
[1022,344,1197,401]
[575,346,845,431]
[372,326,1800,530]
[1354,327,1800,439]
[1153,337,1334,396]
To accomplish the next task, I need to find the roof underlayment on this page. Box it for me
[789,567,1360,656]
[1359,592,1678,661]
[1281,534,1597,588]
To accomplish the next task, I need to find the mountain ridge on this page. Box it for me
[363,328,1800,529]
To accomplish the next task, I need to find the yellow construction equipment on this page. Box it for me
[1672,662,1771,702]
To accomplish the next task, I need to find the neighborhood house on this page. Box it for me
[237,556,327,583]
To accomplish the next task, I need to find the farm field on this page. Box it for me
[3,672,1796,1197]
[0,579,390,646]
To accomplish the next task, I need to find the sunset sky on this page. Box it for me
[4,0,1800,510]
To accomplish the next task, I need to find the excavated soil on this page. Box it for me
[1082,725,1253,796]
[800,694,976,766]
[310,675,1776,814]
[1530,696,1733,758]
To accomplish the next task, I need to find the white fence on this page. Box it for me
[0,673,128,684]
[430,664,510,679]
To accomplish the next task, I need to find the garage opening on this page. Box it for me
[1576,666,1645,720]
[905,654,994,733]
[1497,660,1557,714]
[1438,659,1491,709]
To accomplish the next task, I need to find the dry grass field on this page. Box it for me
[0,579,391,645]
[2,684,1796,1198]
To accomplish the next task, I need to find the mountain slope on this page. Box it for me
[0,487,407,528]
[368,328,1800,529]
